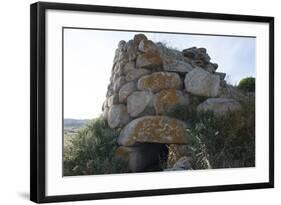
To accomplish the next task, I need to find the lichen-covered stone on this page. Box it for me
[153,89,189,115]
[138,72,182,93]
[118,40,126,51]
[163,58,194,73]
[157,42,187,61]
[117,116,188,146]
[125,68,151,82]
[191,60,205,68]
[113,49,120,64]
[123,61,136,74]
[184,68,220,97]
[136,52,162,69]
[118,81,137,103]
[127,91,154,117]
[125,40,138,61]
[197,98,242,115]
[138,39,158,53]
[107,94,119,107]
[111,72,121,83]
[197,51,210,63]
[204,63,217,73]
[133,34,148,45]
[117,50,129,63]
[183,47,211,63]
[182,47,197,59]
[107,104,130,128]
[113,76,126,93]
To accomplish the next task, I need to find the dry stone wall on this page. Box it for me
[102,34,241,172]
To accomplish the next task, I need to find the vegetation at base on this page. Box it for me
[238,77,255,92]
[64,118,129,176]
[64,89,255,174]
[165,96,255,169]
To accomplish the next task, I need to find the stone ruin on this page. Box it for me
[102,34,242,172]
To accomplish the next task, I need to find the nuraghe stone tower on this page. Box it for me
[102,34,241,172]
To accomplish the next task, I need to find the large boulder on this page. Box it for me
[117,116,188,146]
[125,40,138,61]
[117,51,129,65]
[138,39,159,53]
[125,68,151,81]
[163,58,194,73]
[113,76,126,93]
[182,47,210,64]
[138,72,182,93]
[184,68,220,97]
[153,89,190,115]
[127,91,154,117]
[182,47,197,59]
[115,144,163,172]
[197,98,242,115]
[156,42,188,62]
[107,104,130,128]
[123,61,136,74]
[136,52,162,69]
[118,81,137,103]
[111,71,122,82]
[204,63,218,73]
[117,40,126,51]
[133,34,148,45]
[113,48,128,65]
[107,94,119,107]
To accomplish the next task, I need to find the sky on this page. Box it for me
[64,29,256,119]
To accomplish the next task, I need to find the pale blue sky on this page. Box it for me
[64,29,256,119]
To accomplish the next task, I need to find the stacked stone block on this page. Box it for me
[102,34,241,172]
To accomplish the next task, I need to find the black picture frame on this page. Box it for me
[30,1,274,203]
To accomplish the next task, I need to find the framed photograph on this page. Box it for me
[30,2,274,203]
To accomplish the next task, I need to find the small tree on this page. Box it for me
[238,77,255,92]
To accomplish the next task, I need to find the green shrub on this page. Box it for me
[189,109,255,169]
[166,96,255,170]
[238,77,255,92]
[165,105,196,123]
[64,117,129,176]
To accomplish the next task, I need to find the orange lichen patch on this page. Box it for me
[142,52,162,68]
[154,89,181,114]
[143,41,152,51]
[140,40,158,53]
[119,116,188,146]
[138,72,182,93]
[136,49,163,69]
[144,51,162,66]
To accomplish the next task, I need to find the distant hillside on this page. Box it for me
[64,119,88,131]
